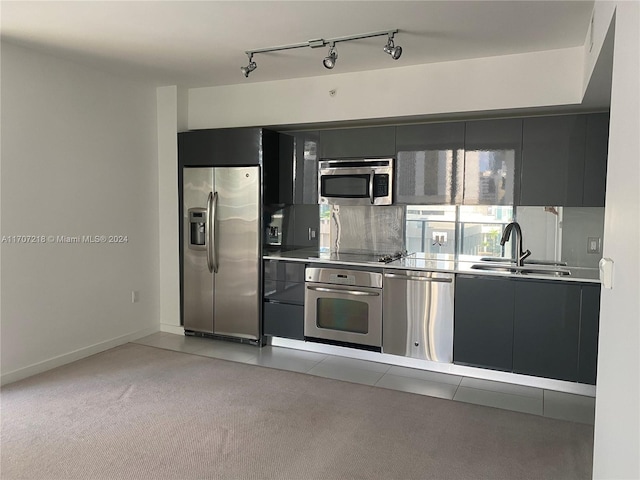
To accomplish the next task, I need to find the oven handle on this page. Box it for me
[369,170,375,204]
[306,286,380,297]
[384,273,453,283]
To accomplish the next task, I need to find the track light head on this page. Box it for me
[384,36,402,60]
[241,54,257,78]
[323,44,338,69]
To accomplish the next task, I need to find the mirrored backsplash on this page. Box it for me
[266,204,604,269]
[406,205,604,268]
[320,205,405,255]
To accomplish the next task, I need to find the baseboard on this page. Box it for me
[271,337,597,397]
[0,326,160,386]
[160,323,184,335]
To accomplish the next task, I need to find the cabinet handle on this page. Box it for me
[384,273,453,283]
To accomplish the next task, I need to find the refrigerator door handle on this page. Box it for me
[211,191,219,273]
[206,192,214,273]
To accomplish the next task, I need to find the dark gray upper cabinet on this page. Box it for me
[520,115,587,206]
[513,280,582,382]
[583,113,609,207]
[520,113,609,207]
[454,275,514,371]
[319,126,395,159]
[178,128,279,167]
[464,118,522,205]
[291,131,320,205]
[395,122,464,204]
[276,134,294,205]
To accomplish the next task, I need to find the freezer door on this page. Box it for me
[183,168,215,333]
[213,166,261,340]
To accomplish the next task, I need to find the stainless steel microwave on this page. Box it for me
[318,158,393,206]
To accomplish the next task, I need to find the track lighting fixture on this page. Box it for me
[241,29,401,78]
[240,53,257,78]
[383,33,402,60]
[323,43,338,69]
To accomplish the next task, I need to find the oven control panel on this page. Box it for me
[305,267,383,289]
[328,273,356,285]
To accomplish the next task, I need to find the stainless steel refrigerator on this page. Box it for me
[183,166,261,342]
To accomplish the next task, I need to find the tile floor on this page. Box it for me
[132,332,595,425]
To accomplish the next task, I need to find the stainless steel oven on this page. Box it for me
[318,158,393,206]
[304,267,383,349]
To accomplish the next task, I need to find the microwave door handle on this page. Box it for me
[369,170,375,204]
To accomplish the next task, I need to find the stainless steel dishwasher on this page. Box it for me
[382,269,454,362]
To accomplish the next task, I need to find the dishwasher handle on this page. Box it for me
[384,273,453,283]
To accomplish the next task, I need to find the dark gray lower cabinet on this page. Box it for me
[263,303,304,339]
[513,281,581,382]
[263,260,306,340]
[454,275,515,371]
[578,284,601,384]
[454,275,600,384]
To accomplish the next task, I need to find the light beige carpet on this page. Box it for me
[1,343,593,479]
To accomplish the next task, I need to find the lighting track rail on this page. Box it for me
[241,29,402,78]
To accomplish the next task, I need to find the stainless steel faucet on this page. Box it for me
[500,222,531,266]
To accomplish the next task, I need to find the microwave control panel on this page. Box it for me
[373,174,390,197]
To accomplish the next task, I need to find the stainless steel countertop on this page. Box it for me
[263,249,601,283]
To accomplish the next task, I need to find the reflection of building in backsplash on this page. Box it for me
[407,205,514,257]
[319,205,405,254]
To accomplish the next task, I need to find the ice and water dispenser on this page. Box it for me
[188,208,206,250]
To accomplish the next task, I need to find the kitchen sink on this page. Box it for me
[470,263,571,276]
[478,257,568,267]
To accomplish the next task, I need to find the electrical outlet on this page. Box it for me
[131,290,139,303]
[587,237,601,254]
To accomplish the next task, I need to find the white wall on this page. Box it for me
[592,2,640,478]
[156,86,181,333]
[0,42,160,384]
[189,47,583,129]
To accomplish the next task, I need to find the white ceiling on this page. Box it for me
[1,1,596,89]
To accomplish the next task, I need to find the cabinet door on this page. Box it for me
[291,205,320,249]
[578,284,601,385]
[520,115,586,206]
[395,122,464,204]
[454,275,514,371]
[583,113,609,207]
[319,126,395,159]
[178,128,266,167]
[464,118,521,205]
[513,280,581,381]
[263,302,304,340]
[291,131,320,205]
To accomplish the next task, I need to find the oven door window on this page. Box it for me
[316,297,369,334]
[321,175,370,198]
